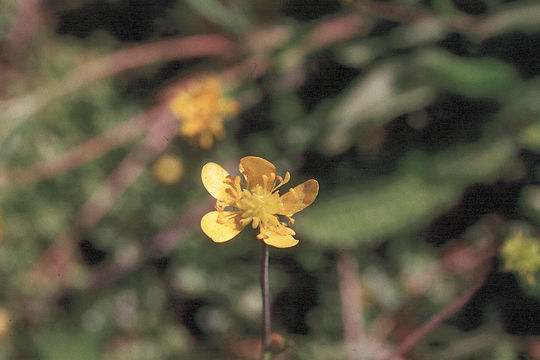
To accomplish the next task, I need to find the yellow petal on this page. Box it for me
[258,224,298,248]
[239,156,276,189]
[261,232,299,248]
[279,179,319,216]
[201,211,245,243]
[201,162,235,203]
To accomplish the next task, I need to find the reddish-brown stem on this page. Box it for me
[1,34,234,122]
[0,111,150,187]
[306,14,369,50]
[72,34,234,85]
[3,0,41,60]
[383,265,492,360]
[29,105,176,282]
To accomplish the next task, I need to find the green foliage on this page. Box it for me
[322,61,435,154]
[298,138,515,247]
[298,173,456,247]
[184,0,251,33]
[35,325,101,360]
[414,49,521,100]
[0,0,15,39]
[2,0,540,359]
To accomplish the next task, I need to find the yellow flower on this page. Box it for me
[501,232,540,285]
[201,156,319,248]
[169,76,239,149]
[153,154,184,184]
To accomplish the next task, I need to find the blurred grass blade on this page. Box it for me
[184,0,250,32]
[474,2,540,38]
[390,18,448,48]
[323,63,435,155]
[334,38,386,69]
[415,49,521,100]
[427,138,516,183]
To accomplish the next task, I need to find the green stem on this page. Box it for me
[260,241,271,359]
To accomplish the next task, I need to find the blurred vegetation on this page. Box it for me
[1,0,540,359]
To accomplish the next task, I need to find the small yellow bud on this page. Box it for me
[153,154,184,184]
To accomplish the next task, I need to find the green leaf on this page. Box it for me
[333,39,386,68]
[297,139,516,248]
[519,119,540,152]
[414,49,521,100]
[431,0,461,15]
[35,325,101,360]
[297,173,459,248]
[322,62,435,155]
[389,20,448,49]
[184,0,250,33]
[473,2,540,38]
[426,138,516,185]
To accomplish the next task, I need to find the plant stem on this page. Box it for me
[384,265,491,360]
[260,241,271,359]
[337,252,364,358]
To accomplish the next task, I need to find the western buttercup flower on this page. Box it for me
[201,156,319,248]
[169,76,239,149]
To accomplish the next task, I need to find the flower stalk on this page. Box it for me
[200,156,319,359]
[260,242,271,360]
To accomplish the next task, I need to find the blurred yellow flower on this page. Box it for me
[169,76,239,149]
[201,156,319,248]
[153,154,184,184]
[501,232,540,285]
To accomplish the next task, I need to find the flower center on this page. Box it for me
[235,185,283,228]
